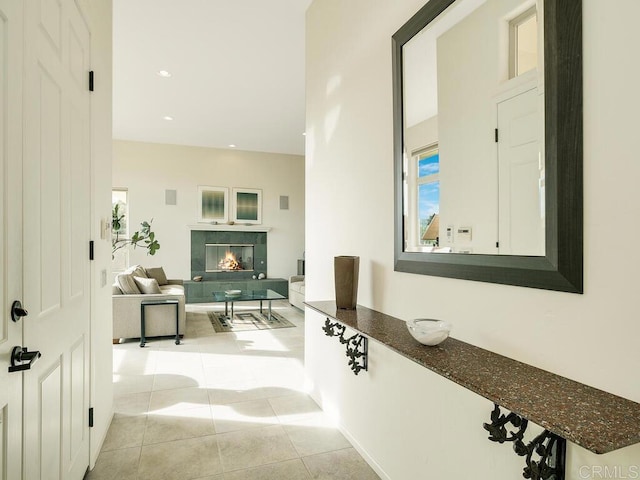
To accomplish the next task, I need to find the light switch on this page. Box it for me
[446,225,454,244]
[100,218,110,239]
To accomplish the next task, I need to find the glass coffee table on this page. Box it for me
[212,289,285,323]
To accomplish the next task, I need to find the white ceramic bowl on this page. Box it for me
[406,318,452,346]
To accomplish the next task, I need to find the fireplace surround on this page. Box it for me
[191,230,266,281]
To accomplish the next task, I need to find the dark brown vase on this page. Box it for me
[334,256,359,309]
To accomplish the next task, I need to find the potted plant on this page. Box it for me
[112,203,160,259]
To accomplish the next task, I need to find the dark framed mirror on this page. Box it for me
[393,0,583,293]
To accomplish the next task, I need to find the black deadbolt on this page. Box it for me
[11,300,28,322]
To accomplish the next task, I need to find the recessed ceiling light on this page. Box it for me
[162,116,173,121]
[302,132,306,136]
[157,70,172,78]
[228,144,237,148]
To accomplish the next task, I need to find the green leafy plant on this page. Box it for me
[112,203,160,258]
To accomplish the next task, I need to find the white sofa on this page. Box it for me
[112,266,186,343]
[289,275,305,310]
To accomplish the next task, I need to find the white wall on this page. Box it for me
[305,0,640,479]
[438,1,500,253]
[78,0,114,467]
[112,140,305,281]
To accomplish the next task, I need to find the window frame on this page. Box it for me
[112,188,129,271]
[509,6,538,79]
[415,145,440,246]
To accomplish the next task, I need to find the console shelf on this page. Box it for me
[306,301,640,455]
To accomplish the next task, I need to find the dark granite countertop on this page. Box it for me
[306,301,640,455]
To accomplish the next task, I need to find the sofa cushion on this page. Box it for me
[160,284,184,295]
[134,276,162,294]
[290,282,305,294]
[145,266,168,286]
[116,273,141,294]
[125,264,148,279]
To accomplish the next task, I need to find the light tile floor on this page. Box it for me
[86,301,380,480]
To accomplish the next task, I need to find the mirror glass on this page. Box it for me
[393,0,583,293]
[402,0,544,255]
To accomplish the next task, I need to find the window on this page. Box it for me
[112,189,128,237]
[112,188,129,270]
[509,7,538,79]
[416,146,440,246]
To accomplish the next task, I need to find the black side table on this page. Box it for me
[140,299,180,347]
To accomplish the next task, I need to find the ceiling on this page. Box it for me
[113,0,312,156]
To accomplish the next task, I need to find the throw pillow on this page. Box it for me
[145,266,168,286]
[133,276,161,294]
[116,273,141,294]
[125,264,148,279]
[112,284,123,295]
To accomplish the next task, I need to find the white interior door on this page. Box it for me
[22,0,92,478]
[0,0,24,478]
[497,87,544,256]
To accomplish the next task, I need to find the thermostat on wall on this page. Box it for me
[457,226,472,243]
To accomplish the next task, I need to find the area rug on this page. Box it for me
[208,310,296,332]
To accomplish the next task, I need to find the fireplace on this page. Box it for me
[191,230,267,281]
[206,244,254,272]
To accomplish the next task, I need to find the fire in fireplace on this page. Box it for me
[205,244,254,272]
[218,251,241,270]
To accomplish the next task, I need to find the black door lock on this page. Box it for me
[8,346,41,373]
[11,300,29,322]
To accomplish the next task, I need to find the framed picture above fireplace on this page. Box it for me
[198,186,229,224]
[232,188,262,224]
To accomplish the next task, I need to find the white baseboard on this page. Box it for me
[337,423,392,480]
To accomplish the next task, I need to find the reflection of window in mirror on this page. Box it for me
[509,7,537,79]
[415,145,440,247]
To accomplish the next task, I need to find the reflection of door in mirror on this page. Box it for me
[402,0,544,256]
[497,87,544,255]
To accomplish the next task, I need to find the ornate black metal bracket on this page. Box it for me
[483,404,566,480]
[323,318,368,375]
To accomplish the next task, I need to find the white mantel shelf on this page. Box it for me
[188,224,272,232]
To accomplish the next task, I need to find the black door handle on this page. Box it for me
[11,300,28,322]
[8,346,41,373]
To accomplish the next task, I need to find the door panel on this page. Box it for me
[38,66,63,315]
[70,337,86,460]
[40,361,62,479]
[39,0,62,51]
[69,103,88,300]
[23,0,91,478]
[68,26,85,89]
[0,0,23,478]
